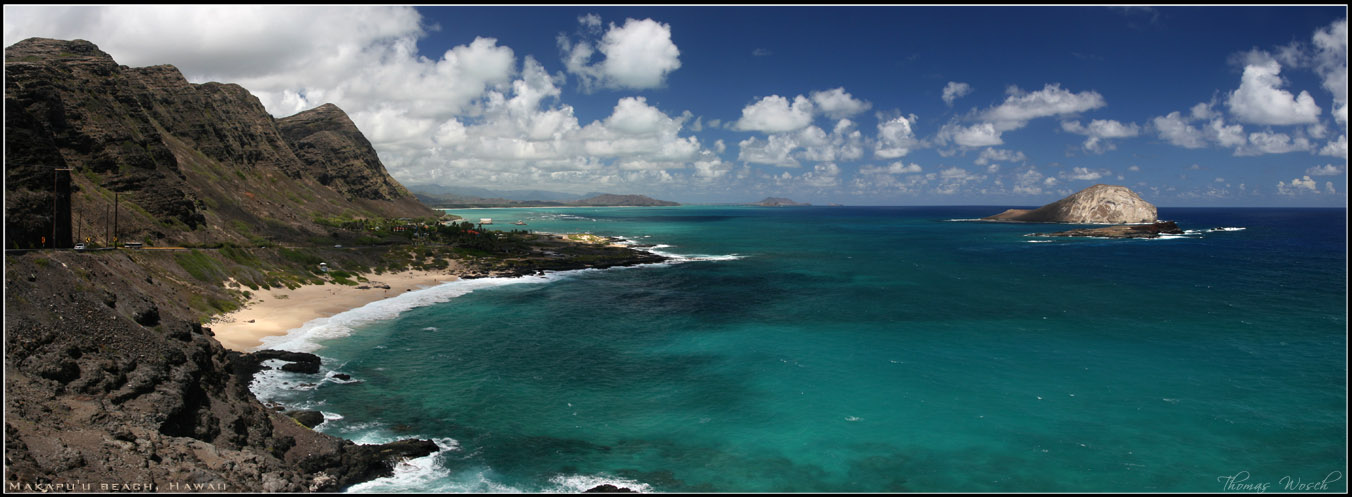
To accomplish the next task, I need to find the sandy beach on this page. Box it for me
[210,269,457,352]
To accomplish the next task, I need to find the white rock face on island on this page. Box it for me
[984,184,1158,224]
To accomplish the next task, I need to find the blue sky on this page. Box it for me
[4,5,1347,206]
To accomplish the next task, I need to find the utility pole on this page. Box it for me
[51,168,73,249]
[113,192,119,246]
[51,170,57,249]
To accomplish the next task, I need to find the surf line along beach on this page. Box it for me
[209,269,455,352]
[207,232,669,352]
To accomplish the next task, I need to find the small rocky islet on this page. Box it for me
[983,184,1184,239]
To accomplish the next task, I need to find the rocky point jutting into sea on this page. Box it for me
[4,38,660,492]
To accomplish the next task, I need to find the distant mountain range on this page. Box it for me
[405,184,590,203]
[407,185,678,207]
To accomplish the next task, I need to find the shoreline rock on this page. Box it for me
[1028,221,1184,239]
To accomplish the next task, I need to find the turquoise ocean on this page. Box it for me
[251,206,1347,493]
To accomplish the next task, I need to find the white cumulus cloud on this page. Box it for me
[1063,167,1107,181]
[1305,163,1346,176]
[800,163,842,188]
[559,16,681,91]
[733,95,815,133]
[1312,18,1347,126]
[934,166,984,195]
[1227,56,1322,125]
[810,87,872,119]
[1319,134,1348,158]
[874,114,921,159]
[973,148,1027,166]
[1013,167,1047,195]
[938,83,1104,149]
[860,162,923,175]
[737,121,864,167]
[981,83,1107,130]
[1152,112,1208,149]
[1061,119,1140,153]
[1276,175,1319,195]
[938,122,1003,147]
[1236,130,1313,156]
[942,81,973,106]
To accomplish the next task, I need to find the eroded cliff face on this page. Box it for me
[277,103,420,206]
[4,38,439,492]
[4,37,431,250]
[984,184,1158,224]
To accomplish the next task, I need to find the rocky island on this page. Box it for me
[4,38,664,492]
[979,184,1182,239]
[752,197,810,207]
[983,184,1158,224]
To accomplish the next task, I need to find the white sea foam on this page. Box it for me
[330,421,386,437]
[609,235,745,265]
[1184,226,1246,235]
[344,440,655,493]
[345,438,466,493]
[257,276,555,354]
[249,359,326,401]
[646,246,745,264]
[545,474,654,494]
[421,326,438,332]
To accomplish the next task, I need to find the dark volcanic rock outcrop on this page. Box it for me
[1028,221,1184,239]
[230,349,324,380]
[984,184,1157,224]
[285,410,327,429]
[5,249,440,492]
[586,484,639,492]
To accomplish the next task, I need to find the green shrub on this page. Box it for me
[175,250,225,283]
[279,247,323,266]
[220,245,259,265]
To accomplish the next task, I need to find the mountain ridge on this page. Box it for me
[4,37,431,250]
